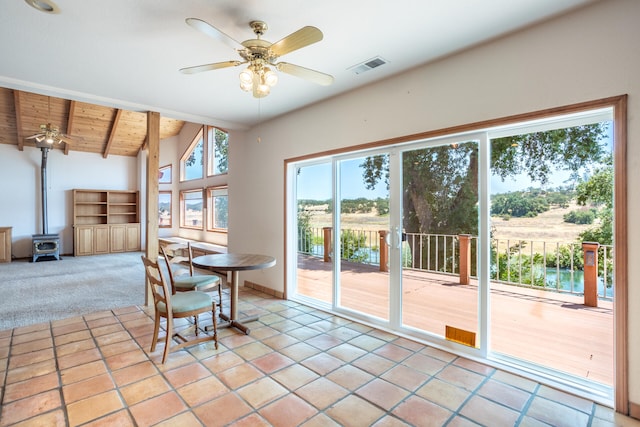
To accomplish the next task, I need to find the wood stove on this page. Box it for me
[32,144,61,262]
[32,233,60,262]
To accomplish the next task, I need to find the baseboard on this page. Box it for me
[244,280,284,299]
[630,401,640,420]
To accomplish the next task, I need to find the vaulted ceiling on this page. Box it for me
[0,0,599,157]
[0,88,184,157]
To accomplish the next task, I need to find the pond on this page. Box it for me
[544,267,612,297]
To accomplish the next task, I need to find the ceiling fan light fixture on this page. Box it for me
[239,80,252,92]
[182,18,333,99]
[239,67,254,85]
[253,82,270,98]
[263,67,278,87]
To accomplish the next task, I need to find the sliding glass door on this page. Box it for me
[399,138,482,346]
[295,161,334,306]
[336,154,390,322]
[288,105,618,397]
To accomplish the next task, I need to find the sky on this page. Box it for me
[296,159,388,201]
[297,149,610,201]
[297,158,583,200]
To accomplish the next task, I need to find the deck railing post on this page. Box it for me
[582,241,600,307]
[379,230,389,272]
[459,234,471,285]
[323,227,332,263]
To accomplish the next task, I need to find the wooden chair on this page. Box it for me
[141,255,218,364]
[160,242,223,311]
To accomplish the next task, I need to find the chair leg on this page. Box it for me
[162,317,173,364]
[218,284,223,313]
[194,315,200,336]
[211,302,218,350]
[150,311,161,353]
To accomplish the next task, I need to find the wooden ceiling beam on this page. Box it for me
[103,108,122,159]
[65,100,76,155]
[13,90,24,151]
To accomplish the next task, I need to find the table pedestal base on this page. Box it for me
[219,312,259,335]
[206,312,259,335]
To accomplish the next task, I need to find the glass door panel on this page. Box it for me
[295,162,334,305]
[488,121,614,386]
[400,140,480,343]
[337,155,390,321]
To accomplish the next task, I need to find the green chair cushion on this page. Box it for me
[174,275,220,292]
[157,291,212,314]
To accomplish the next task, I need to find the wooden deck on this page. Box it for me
[296,254,613,386]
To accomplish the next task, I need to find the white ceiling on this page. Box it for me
[0,0,597,130]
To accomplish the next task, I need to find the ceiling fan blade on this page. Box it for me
[25,134,44,140]
[270,26,323,57]
[180,60,242,74]
[186,18,243,51]
[276,62,334,86]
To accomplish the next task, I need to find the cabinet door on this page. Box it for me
[94,225,110,254]
[0,227,11,263]
[125,224,140,251]
[75,226,94,256]
[110,225,126,253]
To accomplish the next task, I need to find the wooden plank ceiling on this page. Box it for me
[0,88,184,157]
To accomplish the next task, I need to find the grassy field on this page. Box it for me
[307,202,596,244]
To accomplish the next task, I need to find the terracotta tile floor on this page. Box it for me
[1,287,639,427]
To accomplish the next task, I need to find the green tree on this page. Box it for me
[491,191,550,218]
[576,154,613,245]
[297,207,313,253]
[361,124,609,269]
[563,209,595,225]
[340,230,368,262]
[362,124,609,238]
[213,128,229,174]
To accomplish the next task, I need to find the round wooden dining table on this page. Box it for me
[192,253,276,334]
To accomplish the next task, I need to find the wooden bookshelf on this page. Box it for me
[73,190,140,255]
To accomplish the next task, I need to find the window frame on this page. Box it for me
[159,164,172,184]
[207,126,229,177]
[180,128,205,182]
[285,95,628,409]
[206,185,228,232]
[180,188,205,230]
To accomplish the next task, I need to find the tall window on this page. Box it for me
[207,186,228,231]
[158,191,172,228]
[159,164,172,183]
[181,189,203,229]
[181,129,204,181]
[207,126,229,176]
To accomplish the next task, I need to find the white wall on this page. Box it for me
[230,0,640,406]
[0,144,137,258]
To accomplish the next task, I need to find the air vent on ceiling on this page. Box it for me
[348,56,388,75]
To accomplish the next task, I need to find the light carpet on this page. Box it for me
[0,252,145,331]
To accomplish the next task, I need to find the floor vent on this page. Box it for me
[348,56,388,74]
[445,325,477,347]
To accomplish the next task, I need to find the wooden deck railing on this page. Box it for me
[298,227,613,306]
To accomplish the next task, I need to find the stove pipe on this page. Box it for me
[40,147,49,235]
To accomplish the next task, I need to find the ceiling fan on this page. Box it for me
[26,123,74,147]
[25,97,75,148]
[180,18,334,98]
